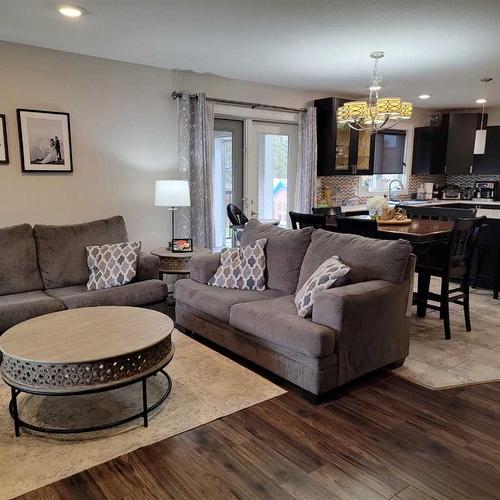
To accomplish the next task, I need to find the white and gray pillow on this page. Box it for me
[209,238,267,291]
[86,241,141,291]
[294,255,350,318]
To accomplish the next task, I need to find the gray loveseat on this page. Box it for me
[175,220,415,401]
[0,216,168,335]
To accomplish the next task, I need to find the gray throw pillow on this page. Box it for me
[86,241,141,291]
[208,238,267,291]
[294,255,350,318]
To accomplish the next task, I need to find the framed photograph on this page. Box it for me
[17,109,73,172]
[0,114,8,164]
[172,238,193,253]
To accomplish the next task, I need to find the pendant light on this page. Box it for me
[474,77,492,155]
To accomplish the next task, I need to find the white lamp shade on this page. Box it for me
[154,180,191,207]
[473,129,487,155]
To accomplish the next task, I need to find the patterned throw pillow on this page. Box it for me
[208,238,267,291]
[86,241,141,291]
[294,255,350,318]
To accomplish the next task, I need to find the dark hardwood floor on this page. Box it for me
[17,367,500,500]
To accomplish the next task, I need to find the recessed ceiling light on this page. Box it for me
[418,94,431,100]
[58,5,85,17]
[475,98,487,104]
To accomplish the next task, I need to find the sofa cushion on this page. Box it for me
[86,240,141,290]
[174,279,284,323]
[240,220,313,294]
[34,216,128,289]
[230,295,336,359]
[0,291,65,334]
[209,238,267,291]
[45,279,167,309]
[298,230,412,289]
[0,224,43,296]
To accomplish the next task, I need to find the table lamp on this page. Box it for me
[154,180,191,248]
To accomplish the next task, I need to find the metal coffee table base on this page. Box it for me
[7,370,172,437]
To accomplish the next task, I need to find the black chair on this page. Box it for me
[312,206,342,216]
[415,217,486,339]
[401,205,477,221]
[227,204,249,226]
[336,216,379,238]
[472,219,500,299]
[289,211,327,230]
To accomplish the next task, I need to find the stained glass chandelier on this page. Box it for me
[337,51,413,133]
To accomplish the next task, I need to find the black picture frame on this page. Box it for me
[0,114,8,165]
[17,109,73,173]
[172,238,193,253]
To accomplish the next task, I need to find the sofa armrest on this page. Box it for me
[312,279,411,385]
[190,252,221,283]
[135,252,159,281]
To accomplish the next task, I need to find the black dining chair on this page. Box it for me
[402,206,477,221]
[336,216,379,238]
[472,219,500,299]
[227,204,249,226]
[312,206,342,216]
[415,217,486,339]
[289,211,327,230]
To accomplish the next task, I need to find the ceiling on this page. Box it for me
[1,0,500,108]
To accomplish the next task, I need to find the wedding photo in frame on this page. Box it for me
[0,114,8,164]
[17,109,73,172]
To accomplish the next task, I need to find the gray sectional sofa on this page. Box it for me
[175,220,415,401]
[0,216,168,334]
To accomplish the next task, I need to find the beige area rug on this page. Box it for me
[394,279,500,390]
[0,330,285,499]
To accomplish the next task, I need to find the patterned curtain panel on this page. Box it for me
[176,92,214,249]
[293,107,318,213]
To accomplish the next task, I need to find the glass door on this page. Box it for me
[213,119,243,249]
[247,122,298,227]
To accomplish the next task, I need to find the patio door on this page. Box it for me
[213,119,243,249]
[246,122,298,227]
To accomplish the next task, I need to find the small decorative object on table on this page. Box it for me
[366,195,389,218]
[377,207,412,225]
[172,238,193,253]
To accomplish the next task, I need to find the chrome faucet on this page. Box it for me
[388,179,403,202]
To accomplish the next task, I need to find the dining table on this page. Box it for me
[326,214,455,317]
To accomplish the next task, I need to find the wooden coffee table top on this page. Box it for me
[0,306,174,365]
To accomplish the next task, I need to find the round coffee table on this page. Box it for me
[0,306,174,437]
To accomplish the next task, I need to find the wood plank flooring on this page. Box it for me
[17,370,500,500]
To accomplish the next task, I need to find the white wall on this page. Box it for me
[0,42,326,250]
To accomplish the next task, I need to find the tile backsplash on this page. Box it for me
[317,174,445,206]
[447,174,500,188]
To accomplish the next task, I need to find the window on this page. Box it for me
[359,130,407,196]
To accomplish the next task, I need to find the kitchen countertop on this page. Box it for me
[340,199,500,219]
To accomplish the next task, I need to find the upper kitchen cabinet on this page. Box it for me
[315,97,372,176]
[412,114,449,175]
[472,126,500,174]
[445,113,486,175]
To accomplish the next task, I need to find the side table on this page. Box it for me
[150,247,211,303]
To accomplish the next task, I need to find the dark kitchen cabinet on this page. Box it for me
[315,97,373,176]
[472,126,500,174]
[445,113,486,175]
[412,114,449,174]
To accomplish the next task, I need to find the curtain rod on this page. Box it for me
[172,91,306,113]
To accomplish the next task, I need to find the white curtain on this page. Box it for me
[294,107,317,213]
[176,92,214,249]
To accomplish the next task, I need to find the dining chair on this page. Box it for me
[227,204,249,226]
[336,216,379,238]
[289,211,327,229]
[415,217,486,339]
[312,206,342,216]
[402,206,477,221]
[472,219,500,299]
